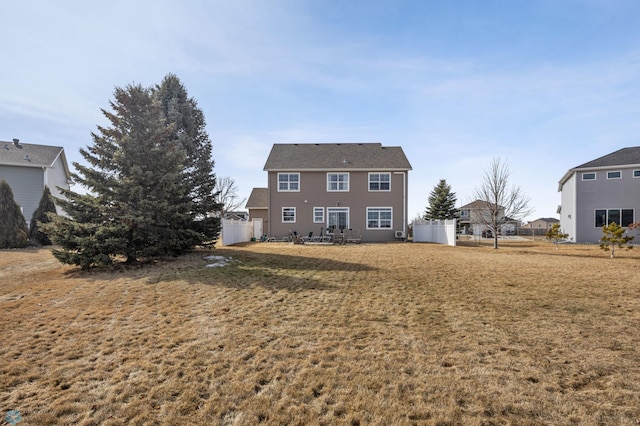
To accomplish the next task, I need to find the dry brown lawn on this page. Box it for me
[1,240,640,425]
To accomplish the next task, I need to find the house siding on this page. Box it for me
[0,165,44,221]
[267,170,407,241]
[574,167,640,243]
[559,174,576,241]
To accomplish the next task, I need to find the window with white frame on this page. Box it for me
[313,207,324,223]
[582,172,596,181]
[634,170,640,178]
[607,171,622,179]
[278,173,299,191]
[282,207,296,223]
[367,207,392,229]
[327,173,349,191]
[595,209,634,227]
[369,172,391,191]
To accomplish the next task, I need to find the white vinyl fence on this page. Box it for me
[221,218,254,246]
[412,219,457,246]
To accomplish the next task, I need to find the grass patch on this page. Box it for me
[1,242,640,424]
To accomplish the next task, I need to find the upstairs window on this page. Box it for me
[369,173,391,191]
[607,171,622,179]
[634,170,640,178]
[278,173,299,191]
[582,172,596,181]
[327,173,349,192]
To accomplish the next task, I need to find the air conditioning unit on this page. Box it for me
[395,230,406,239]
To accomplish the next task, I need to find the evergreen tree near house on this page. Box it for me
[30,186,57,245]
[545,223,569,250]
[45,77,221,269]
[599,222,634,258]
[0,179,29,249]
[153,74,221,242]
[424,179,458,220]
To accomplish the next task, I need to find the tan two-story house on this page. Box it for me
[262,143,412,242]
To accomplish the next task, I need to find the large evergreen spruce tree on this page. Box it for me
[30,186,57,245]
[424,179,458,220]
[46,78,218,269]
[153,74,221,242]
[0,180,29,248]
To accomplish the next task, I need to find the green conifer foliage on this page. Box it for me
[153,74,222,243]
[424,179,458,220]
[599,222,634,258]
[0,180,28,248]
[545,223,569,249]
[30,186,57,245]
[45,79,216,269]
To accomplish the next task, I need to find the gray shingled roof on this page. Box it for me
[0,140,67,170]
[263,143,412,171]
[575,146,640,168]
[558,146,640,190]
[246,187,268,209]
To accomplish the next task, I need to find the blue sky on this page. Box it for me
[2,0,640,221]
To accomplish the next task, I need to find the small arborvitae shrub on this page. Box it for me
[30,186,57,245]
[0,180,29,248]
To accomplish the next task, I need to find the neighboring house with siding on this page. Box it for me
[0,139,72,223]
[458,200,518,236]
[558,146,640,243]
[262,143,412,242]
[519,218,559,236]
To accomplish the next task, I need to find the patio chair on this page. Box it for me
[345,228,362,244]
[290,230,303,244]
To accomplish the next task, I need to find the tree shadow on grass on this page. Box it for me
[64,247,379,293]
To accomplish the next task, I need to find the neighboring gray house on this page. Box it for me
[558,146,640,243]
[0,139,72,222]
[262,143,412,242]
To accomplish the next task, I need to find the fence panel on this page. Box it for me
[221,218,254,246]
[413,219,457,246]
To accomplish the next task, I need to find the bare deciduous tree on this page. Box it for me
[214,176,247,216]
[472,158,532,249]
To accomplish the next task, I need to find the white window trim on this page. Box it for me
[313,207,324,223]
[282,207,296,223]
[633,170,640,178]
[277,173,300,192]
[366,207,393,230]
[582,172,596,181]
[368,172,391,192]
[327,172,350,192]
[327,207,350,230]
[594,208,634,228]
[606,170,622,180]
